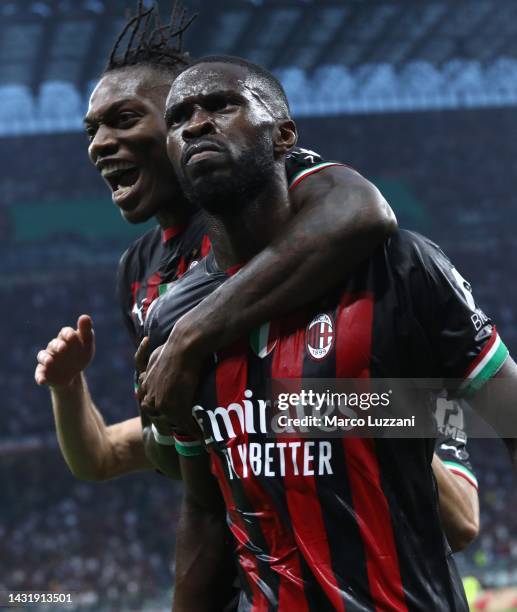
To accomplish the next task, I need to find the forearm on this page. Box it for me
[470,358,517,471]
[142,424,182,479]
[174,498,232,611]
[432,455,479,552]
[51,373,111,480]
[180,172,395,353]
[173,455,234,611]
[51,374,150,480]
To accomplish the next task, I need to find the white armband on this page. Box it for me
[151,423,175,446]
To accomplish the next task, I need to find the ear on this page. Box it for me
[273,119,297,158]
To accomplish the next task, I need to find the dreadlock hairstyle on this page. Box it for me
[104,0,197,78]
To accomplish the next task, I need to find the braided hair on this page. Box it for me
[105,1,196,77]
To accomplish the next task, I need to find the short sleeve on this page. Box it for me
[285,146,347,190]
[400,231,509,396]
[433,395,478,489]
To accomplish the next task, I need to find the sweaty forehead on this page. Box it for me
[88,67,167,116]
[169,62,249,104]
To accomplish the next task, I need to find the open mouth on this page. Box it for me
[101,160,141,203]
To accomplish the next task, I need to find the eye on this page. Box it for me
[206,95,237,113]
[166,107,191,129]
[116,111,139,128]
[85,125,97,142]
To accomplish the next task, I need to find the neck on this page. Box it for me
[155,198,194,231]
[203,165,293,270]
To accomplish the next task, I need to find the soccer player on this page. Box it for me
[34,1,479,553]
[34,1,395,480]
[145,55,516,611]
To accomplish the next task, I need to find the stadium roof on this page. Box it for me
[3,0,517,92]
[3,0,517,133]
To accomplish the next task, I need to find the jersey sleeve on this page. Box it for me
[433,396,478,489]
[395,231,509,396]
[285,146,347,190]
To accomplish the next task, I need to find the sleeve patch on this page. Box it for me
[459,330,509,396]
[443,461,479,490]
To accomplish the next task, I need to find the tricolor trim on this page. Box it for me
[173,433,204,457]
[288,162,347,190]
[151,423,175,446]
[459,329,508,396]
[443,461,479,490]
[250,321,277,358]
[158,282,173,296]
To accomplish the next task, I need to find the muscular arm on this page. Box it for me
[180,166,395,354]
[432,454,479,552]
[142,167,397,417]
[173,453,235,612]
[470,357,517,470]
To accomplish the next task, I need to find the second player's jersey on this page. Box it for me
[147,230,504,612]
[117,147,343,348]
[434,395,478,489]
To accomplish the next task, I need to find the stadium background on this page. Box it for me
[1,0,517,609]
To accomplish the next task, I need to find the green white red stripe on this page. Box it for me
[443,461,478,490]
[459,329,508,396]
[288,162,345,190]
[158,282,173,296]
[250,321,277,358]
[173,433,204,457]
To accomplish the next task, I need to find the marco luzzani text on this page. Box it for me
[275,389,415,430]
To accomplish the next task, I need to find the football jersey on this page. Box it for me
[146,230,506,612]
[434,396,478,489]
[117,147,343,348]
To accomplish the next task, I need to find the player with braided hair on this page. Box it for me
[35,0,477,567]
[35,0,394,479]
[106,0,195,71]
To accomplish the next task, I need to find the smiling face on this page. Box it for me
[164,62,283,213]
[84,65,183,224]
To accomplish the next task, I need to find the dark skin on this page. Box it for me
[161,62,517,610]
[84,65,191,228]
[37,62,394,480]
[163,62,302,610]
[138,74,396,433]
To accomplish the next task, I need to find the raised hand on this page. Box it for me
[35,315,95,388]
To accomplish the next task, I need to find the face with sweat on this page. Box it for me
[164,61,296,214]
[85,65,183,224]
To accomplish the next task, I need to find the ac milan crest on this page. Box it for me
[306,313,335,360]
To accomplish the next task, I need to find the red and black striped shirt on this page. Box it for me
[116,147,341,348]
[147,230,506,611]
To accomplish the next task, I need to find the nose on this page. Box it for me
[88,124,118,162]
[182,107,215,141]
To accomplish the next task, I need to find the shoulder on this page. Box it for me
[286,146,349,189]
[387,229,440,255]
[384,229,446,272]
[118,225,162,276]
